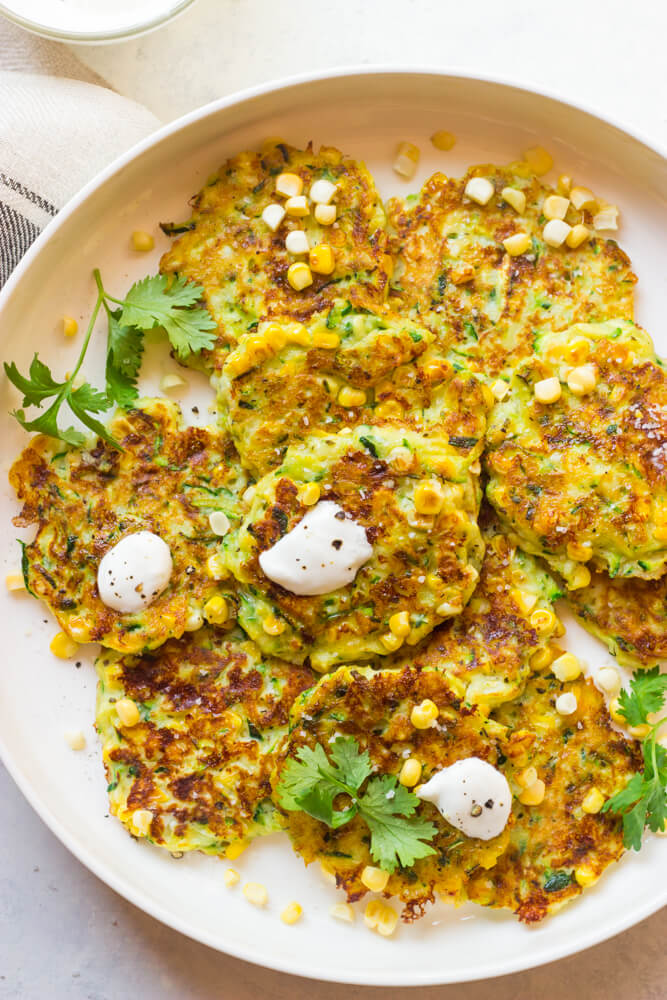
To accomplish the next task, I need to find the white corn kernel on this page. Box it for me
[534,377,561,404]
[543,194,570,221]
[160,373,188,392]
[275,172,303,198]
[393,142,420,179]
[595,666,621,698]
[310,179,337,204]
[543,219,571,247]
[243,882,268,906]
[465,177,494,206]
[567,364,597,396]
[262,203,286,231]
[491,379,510,401]
[285,230,310,255]
[224,868,240,887]
[209,511,230,536]
[501,186,526,214]
[570,186,598,212]
[555,692,578,715]
[552,652,582,683]
[593,205,619,231]
[64,730,86,751]
[314,203,336,225]
[285,195,310,218]
[132,809,153,836]
[330,902,355,922]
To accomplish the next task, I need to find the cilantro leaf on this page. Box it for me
[329,736,373,790]
[105,310,143,407]
[119,274,216,360]
[276,742,357,828]
[617,667,667,727]
[358,775,437,873]
[5,355,63,404]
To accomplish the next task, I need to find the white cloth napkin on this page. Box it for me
[0,70,161,286]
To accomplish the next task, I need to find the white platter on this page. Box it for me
[1,69,665,986]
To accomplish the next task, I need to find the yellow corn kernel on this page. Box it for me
[299,482,321,506]
[512,589,538,615]
[380,632,403,653]
[517,766,538,789]
[570,186,598,213]
[414,480,446,515]
[309,244,336,275]
[364,899,399,937]
[568,565,591,590]
[581,787,605,814]
[285,195,309,217]
[284,324,311,346]
[608,697,626,726]
[375,399,403,419]
[243,882,268,907]
[361,866,390,893]
[518,778,546,805]
[529,608,556,634]
[430,129,456,151]
[115,698,141,727]
[490,379,510,402]
[287,262,313,290]
[595,666,621,697]
[203,596,228,625]
[557,174,572,195]
[226,840,248,860]
[655,526,667,542]
[206,552,228,580]
[543,194,570,221]
[64,730,86,751]
[131,809,153,836]
[131,230,154,252]
[533,376,561,404]
[436,600,461,618]
[225,710,244,732]
[275,172,303,198]
[552,652,582,683]
[262,614,286,636]
[523,146,553,175]
[567,364,597,396]
[574,864,597,888]
[337,386,366,408]
[281,902,303,925]
[503,232,532,256]
[62,315,78,337]
[567,541,593,562]
[393,141,420,179]
[480,384,495,411]
[50,631,79,659]
[530,646,555,671]
[314,203,337,225]
[389,611,411,638]
[629,723,652,740]
[399,758,422,787]
[263,323,288,351]
[566,224,591,249]
[224,868,240,887]
[330,902,355,922]
[5,573,25,592]
[411,699,439,729]
[311,330,340,349]
[501,186,527,214]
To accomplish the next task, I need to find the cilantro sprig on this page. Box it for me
[277,736,437,873]
[4,269,216,449]
[602,667,667,850]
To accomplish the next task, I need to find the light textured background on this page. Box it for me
[2,0,667,995]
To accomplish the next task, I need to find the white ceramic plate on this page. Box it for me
[1,70,665,986]
[0,0,195,42]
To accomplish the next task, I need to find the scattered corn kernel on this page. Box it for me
[490,379,510,401]
[430,129,456,151]
[518,778,546,805]
[595,666,621,698]
[557,174,572,195]
[530,646,555,671]
[543,219,571,247]
[206,552,228,580]
[226,840,248,860]
[209,511,230,536]
[503,232,532,256]
[570,186,598,213]
[534,376,562,404]
[542,194,570,221]
[523,146,553,175]
[399,758,422,787]
[364,899,398,937]
[567,364,597,396]
[285,195,310,218]
[436,601,460,617]
[243,882,268,907]
[414,480,446,515]
[393,141,420,179]
[314,203,336,225]
[131,230,154,252]
[132,809,153,836]
[517,766,538,789]
[465,176,494,205]
[330,902,355,922]
[337,386,366,407]
[287,262,313,291]
[203,595,228,625]
[262,614,286,636]
[62,315,78,337]
[280,901,303,925]
[593,205,619,231]
[50,631,79,659]
[566,224,591,249]
[116,698,141,727]
[555,692,578,716]
[310,179,337,204]
[411,699,439,729]
[552,652,582,683]
[5,573,25,592]
[224,868,240,887]
[629,723,652,740]
[361,866,390,893]
[501,186,526,214]
[568,565,591,590]
[389,611,411,638]
[567,540,593,562]
[309,244,335,275]
[582,787,605,814]
[64,730,86,751]
[285,230,310,255]
[261,203,286,231]
[160,373,188,392]
[299,482,321,506]
[380,632,403,653]
[529,608,556,633]
[512,589,538,615]
[574,864,597,888]
[275,172,303,198]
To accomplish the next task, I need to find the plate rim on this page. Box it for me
[1,65,666,985]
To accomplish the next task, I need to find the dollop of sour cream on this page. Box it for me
[417,757,512,841]
[97,531,173,613]
[258,501,372,596]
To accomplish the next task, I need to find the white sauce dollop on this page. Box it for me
[258,501,372,596]
[97,531,173,613]
[417,757,512,841]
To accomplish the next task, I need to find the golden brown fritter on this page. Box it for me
[10,399,246,653]
[96,627,315,853]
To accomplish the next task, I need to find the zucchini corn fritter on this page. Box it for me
[10,400,246,652]
[96,627,315,853]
